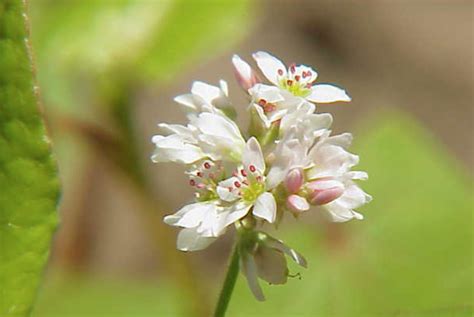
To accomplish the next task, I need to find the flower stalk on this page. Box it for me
[213,243,240,317]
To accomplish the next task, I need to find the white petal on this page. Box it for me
[252,104,273,128]
[252,192,277,223]
[194,113,243,144]
[327,133,353,148]
[307,84,351,103]
[323,202,364,223]
[219,80,229,96]
[191,81,221,104]
[151,134,204,164]
[243,137,265,173]
[252,51,287,86]
[163,202,215,228]
[307,144,359,179]
[336,184,372,209]
[176,228,216,251]
[347,171,368,180]
[215,202,252,234]
[248,84,284,104]
[158,123,196,142]
[217,177,241,202]
[174,93,199,111]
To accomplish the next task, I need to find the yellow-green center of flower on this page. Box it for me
[279,78,311,97]
[241,181,265,202]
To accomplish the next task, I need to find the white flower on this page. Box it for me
[252,51,351,104]
[164,159,254,251]
[265,106,333,189]
[276,131,371,221]
[247,83,304,128]
[164,201,220,251]
[174,80,232,119]
[151,112,246,164]
[216,137,277,224]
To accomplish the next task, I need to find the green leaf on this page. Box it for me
[227,111,473,316]
[0,1,60,316]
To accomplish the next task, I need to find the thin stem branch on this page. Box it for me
[214,244,240,317]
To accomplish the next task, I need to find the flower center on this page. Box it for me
[276,64,314,97]
[188,160,225,202]
[228,165,265,203]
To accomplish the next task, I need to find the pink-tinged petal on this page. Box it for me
[308,186,344,206]
[307,84,351,103]
[252,51,287,85]
[306,179,345,206]
[232,54,260,90]
[253,192,277,223]
[286,194,310,213]
[284,168,304,193]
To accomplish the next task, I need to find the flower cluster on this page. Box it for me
[151,51,371,300]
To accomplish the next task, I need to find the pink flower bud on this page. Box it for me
[232,55,260,90]
[286,194,310,213]
[307,180,344,206]
[284,168,304,194]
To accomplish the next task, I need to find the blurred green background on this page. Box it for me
[22,0,474,316]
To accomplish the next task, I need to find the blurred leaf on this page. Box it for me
[29,0,252,115]
[0,1,59,316]
[227,111,473,316]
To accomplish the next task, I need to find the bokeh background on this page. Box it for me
[28,1,472,316]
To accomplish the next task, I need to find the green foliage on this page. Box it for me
[226,111,473,316]
[29,0,252,115]
[0,1,59,316]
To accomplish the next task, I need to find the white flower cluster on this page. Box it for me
[151,51,371,300]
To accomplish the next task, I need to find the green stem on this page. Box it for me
[213,244,240,317]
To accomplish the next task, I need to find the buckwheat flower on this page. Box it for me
[151,112,246,165]
[252,51,351,104]
[174,80,234,119]
[163,159,233,251]
[265,107,333,189]
[216,137,277,224]
[247,84,293,128]
[238,229,307,301]
[275,131,371,221]
[232,54,260,90]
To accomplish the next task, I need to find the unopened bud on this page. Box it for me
[286,194,310,213]
[307,180,344,205]
[284,168,304,194]
[232,54,260,90]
